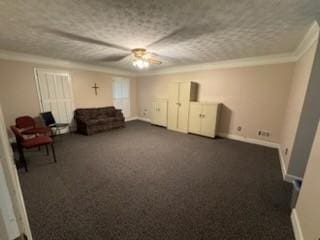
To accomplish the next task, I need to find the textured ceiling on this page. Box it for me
[0,0,319,71]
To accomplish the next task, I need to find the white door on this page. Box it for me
[112,77,130,118]
[151,101,160,125]
[151,99,167,127]
[167,83,179,130]
[0,105,33,240]
[201,104,218,138]
[177,82,190,132]
[35,69,74,130]
[158,100,168,127]
[188,102,202,135]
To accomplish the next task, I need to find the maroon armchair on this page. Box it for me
[11,125,56,172]
[15,115,51,136]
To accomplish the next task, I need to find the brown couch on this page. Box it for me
[74,107,125,135]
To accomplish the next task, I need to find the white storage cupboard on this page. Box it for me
[188,102,220,138]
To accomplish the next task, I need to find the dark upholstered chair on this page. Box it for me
[74,107,125,135]
[15,115,51,136]
[11,126,56,172]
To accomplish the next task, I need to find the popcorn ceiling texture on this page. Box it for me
[0,0,319,71]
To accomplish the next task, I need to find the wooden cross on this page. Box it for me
[92,83,99,96]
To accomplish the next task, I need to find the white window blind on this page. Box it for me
[112,77,130,118]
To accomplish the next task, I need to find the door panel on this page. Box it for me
[188,102,201,134]
[0,106,32,240]
[167,83,179,130]
[177,82,190,132]
[158,101,167,127]
[201,104,218,137]
[36,69,74,133]
[151,101,159,125]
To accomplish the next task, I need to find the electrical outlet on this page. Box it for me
[258,130,270,137]
[237,126,242,131]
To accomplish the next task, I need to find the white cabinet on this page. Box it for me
[150,99,168,127]
[188,102,220,138]
[167,82,198,133]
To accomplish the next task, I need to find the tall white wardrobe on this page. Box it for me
[167,82,198,133]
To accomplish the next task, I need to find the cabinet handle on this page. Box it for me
[199,114,202,118]
[202,114,205,118]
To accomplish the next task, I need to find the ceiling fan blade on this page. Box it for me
[147,23,224,49]
[148,58,162,65]
[43,28,131,52]
[156,53,194,64]
[146,27,187,48]
[98,54,130,62]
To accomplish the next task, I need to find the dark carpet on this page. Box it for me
[18,120,294,240]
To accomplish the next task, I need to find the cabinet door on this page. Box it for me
[158,101,168,127]
[188,102,202,134]
[177,82,190,132]
[201,104,218,137]
[167,83,179,130]
[150,101,159,125]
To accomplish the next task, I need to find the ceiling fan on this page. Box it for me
[131,48,162,69]
[41,24,217,69]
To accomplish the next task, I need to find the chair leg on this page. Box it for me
[51,144,57,162]
[18,147,28,172]
[45,145,49,156]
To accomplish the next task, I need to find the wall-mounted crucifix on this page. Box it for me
[92,83,99,96]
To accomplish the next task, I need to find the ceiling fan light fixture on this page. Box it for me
[132,58,149,69]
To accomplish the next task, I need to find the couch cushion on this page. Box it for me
[86,118,111,126]
[100,107,116,117]
[75,107,116,119]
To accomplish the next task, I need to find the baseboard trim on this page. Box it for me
[217,133,305,182]
[125,117,138,122]
[291,209,304,240]
[277,147,303,183]
[132,126,302,183]
[278,148,287,181]
[137,117,151,122]
[217,132,279,149]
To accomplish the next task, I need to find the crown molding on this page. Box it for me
[137,20,320,77]
[137,53,297,76]
[0,21,318,77]
[293,20,319,60]
[0,50,136,77]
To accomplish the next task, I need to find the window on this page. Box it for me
[112,77,130,118]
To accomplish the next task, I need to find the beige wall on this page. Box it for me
[280,41,318,171]
[0,59,137,128]
[295,121,320,240]
[137,63,294,143]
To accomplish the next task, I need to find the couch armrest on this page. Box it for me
[114,109,124,118]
